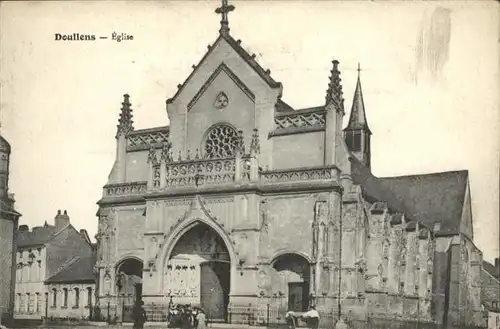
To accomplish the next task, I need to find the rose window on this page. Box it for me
[204,125,239,159]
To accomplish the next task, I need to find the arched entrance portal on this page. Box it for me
[116,258,143,304]
[272,253,311,312]
[166,222,231,322]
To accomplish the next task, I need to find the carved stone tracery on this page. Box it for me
[204,125,240,159]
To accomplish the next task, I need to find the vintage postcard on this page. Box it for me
[0,1,498,329]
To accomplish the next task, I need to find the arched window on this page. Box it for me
[51,288,57,307]
[74,287,80,308]
[86,287,93,307]
[204,124,240,159]
[62,288,68,307]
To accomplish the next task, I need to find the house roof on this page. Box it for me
[45,255,96,284]
[17,224,57,247]
[349,156,411,218]
[167,33,281,104]
[350,156,468,234]
[483,260,500,279]
[378,170,468,235]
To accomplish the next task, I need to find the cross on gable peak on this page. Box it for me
[215,0,235,36]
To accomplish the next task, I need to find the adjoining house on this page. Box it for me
[14,210,94,321]
[44,255,96,321]
[482,258,500,329]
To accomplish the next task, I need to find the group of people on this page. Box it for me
[132,300,208,329]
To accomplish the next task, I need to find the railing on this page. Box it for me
[88,302,487,329]
[103,182,147,197]
[274,107,326,131]
[101,163,338,198]
[260,166,338,183]
[165,157,238,188]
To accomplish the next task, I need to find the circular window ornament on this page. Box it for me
[204,125,239,159]
[214,91,229,110]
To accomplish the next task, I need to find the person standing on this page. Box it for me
[132,301,147,329]
[196,308,208,329]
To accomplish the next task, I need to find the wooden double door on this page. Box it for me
[200,261,230,322]
[288,282,310,312]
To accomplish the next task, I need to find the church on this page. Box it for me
[95,1,487,327]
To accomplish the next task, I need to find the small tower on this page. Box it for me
[0,131,11,200]
[344,63,372,169]
[111,94,134,183]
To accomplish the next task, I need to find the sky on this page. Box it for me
[0,1,498,262]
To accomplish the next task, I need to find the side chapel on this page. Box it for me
[95,1,486,327]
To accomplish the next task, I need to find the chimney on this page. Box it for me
[19,225,29,231]
[495,257,499,270]
[55,209,70,232]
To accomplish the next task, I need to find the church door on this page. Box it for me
[200,262,230,322]
[288,282,309,312]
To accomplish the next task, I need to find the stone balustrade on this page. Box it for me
[101,162,339,199]
[164,157,240,188]
[104,182,148,197]
[260,165,339,183]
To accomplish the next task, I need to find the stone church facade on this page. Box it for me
[95,2,487,327]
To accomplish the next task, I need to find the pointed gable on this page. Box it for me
[167,34,281,106]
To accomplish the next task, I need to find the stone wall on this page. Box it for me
[271,132,325,169]
[0,217,16,324]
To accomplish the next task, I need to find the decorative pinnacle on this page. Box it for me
[116,94,134,138]
[215,0,235,36]
[236,130,245,153]
[250,128,260,155]
[160,141,172,162]
[325,60,345,112]
[147,145,158,165]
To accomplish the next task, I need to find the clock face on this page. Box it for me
[214,92,229,110]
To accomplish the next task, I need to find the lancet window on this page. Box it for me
[204,124,239,159]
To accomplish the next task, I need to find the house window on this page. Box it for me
[87,287,93,307]
[204,124,240,159]
[493,301,498,309]
[19,294,25,313]
[345,131,362,152]
[74,288,80,308]
[16,293,21,312]
[62,288,68,307]
[52,288,57,307]
[26,293,32,313]
[35,293,40,313]
[19,251,23,259]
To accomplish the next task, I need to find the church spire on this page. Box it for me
[116,94,134,138]
[325,60,345,113]
[215,0,235,36]
[346,63,371,133]
[344,63,372,170]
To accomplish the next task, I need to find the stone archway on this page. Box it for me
[271,253,311,312]
[116,258,143,303]
[164,221,231,322]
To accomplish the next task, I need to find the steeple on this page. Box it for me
[215,0,235,36]
[116,94,134,138]
[344,63,372,169]
[346,63,371,133]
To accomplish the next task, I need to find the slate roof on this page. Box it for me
[349,156,410,217]
[17,224,57,247]
[483,260,500,279]
[0,134,11,153]
[45,256,96,284]
[350,156,468,234]
[167,33,281,104]
[378,170,468,235]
